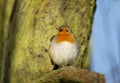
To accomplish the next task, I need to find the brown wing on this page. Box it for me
[50,35,55,41]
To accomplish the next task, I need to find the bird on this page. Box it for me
[49,25,79,70]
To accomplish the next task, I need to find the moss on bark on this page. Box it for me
[0,0,96,83]
[0,0,14,83]
[39,66,105,83]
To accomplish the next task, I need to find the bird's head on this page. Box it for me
[56,25,75,43]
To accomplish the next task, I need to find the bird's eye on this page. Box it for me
[59,29,62,32]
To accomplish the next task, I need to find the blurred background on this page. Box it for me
[90,0,120,83]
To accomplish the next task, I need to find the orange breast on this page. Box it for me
[56,31,75,43]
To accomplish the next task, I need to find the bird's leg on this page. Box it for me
[53,64,59,70]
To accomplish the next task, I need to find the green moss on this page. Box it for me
[38,66,105,83]
[0,0,96,83]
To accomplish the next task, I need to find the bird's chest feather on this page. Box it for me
[49,41,77,65]
[53,42,76,53]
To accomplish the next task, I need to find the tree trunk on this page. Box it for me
[0,0,15,83]
[0,0,103,83]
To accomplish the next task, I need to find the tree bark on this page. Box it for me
[0,0,14,83]
[0,0,101,83]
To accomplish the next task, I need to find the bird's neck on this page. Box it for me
[56,31,75,44]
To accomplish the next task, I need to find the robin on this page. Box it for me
[49,25,79,70]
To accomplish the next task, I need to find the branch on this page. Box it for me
[39,66,105,83]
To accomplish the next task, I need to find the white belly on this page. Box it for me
[49,41,78,66]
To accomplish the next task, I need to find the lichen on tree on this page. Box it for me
[0,0,105,83]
